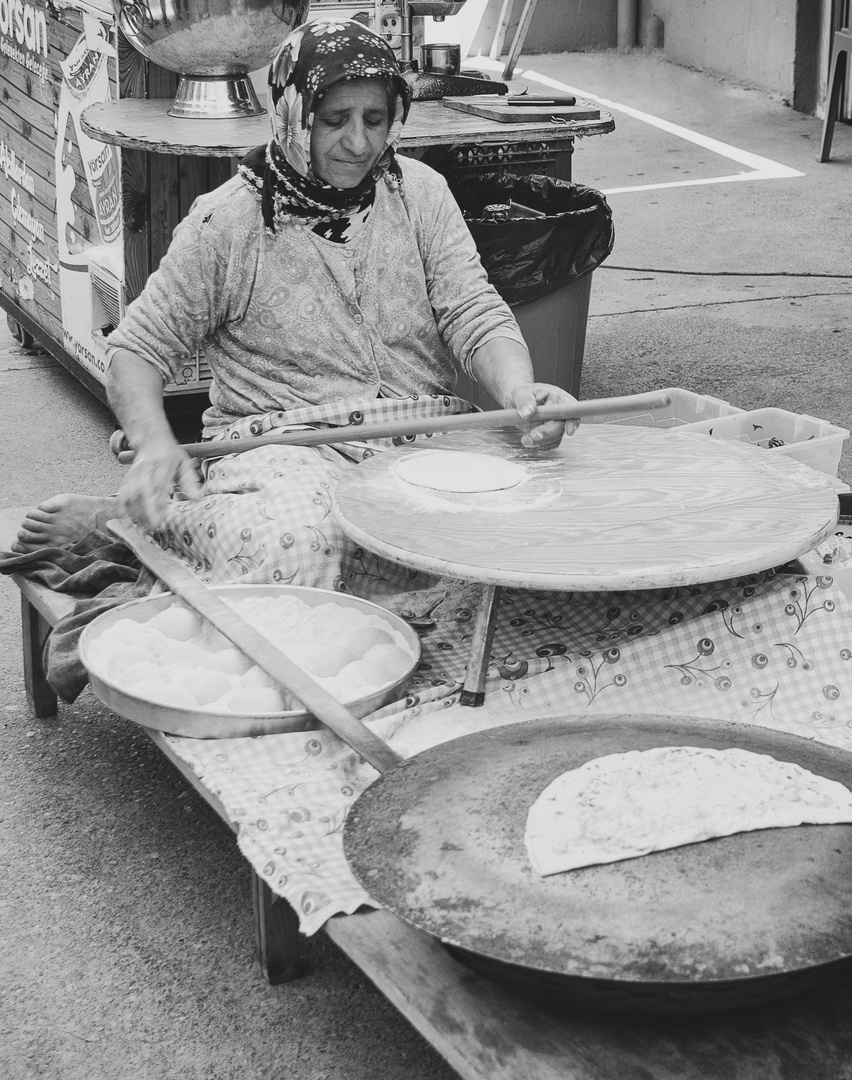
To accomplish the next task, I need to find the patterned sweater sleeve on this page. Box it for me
[107,185,251,385]
[403,162,527,378]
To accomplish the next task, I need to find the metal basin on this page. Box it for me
[80,583,421,739]
[113,0,309,117]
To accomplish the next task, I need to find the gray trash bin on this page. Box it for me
[448,173,615,408]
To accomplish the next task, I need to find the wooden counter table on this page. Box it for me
[81,96,614,172]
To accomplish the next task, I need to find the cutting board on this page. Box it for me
[443,95,601,123]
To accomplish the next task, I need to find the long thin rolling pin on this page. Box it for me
[108,518,404,775]
[112,390,672,461]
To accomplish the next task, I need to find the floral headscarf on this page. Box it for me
[239,18,412,236]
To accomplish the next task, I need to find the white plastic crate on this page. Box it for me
[590,387,744,429]
[684,408,850,477]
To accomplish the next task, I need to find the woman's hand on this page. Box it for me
[509,382,580,450]
[117,435,202,532]
[468,339,580,449]
[107,349,203,532]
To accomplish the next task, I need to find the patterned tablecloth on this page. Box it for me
[164,547,852,935]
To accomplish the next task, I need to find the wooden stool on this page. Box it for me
[819,27,852,162]
[489,0,541,81]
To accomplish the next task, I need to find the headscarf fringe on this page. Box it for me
[240,156,406,232]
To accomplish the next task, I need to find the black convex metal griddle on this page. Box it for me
[344,714,852,1013]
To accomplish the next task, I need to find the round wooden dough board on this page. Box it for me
[332,425,840,591]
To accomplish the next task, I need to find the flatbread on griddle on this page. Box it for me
[525,745,852,877]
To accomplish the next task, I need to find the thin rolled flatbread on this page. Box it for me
[525,745,852,877]
[394,450,528,493]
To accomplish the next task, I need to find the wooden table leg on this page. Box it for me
[460,584,502,707]
[20,594,58,718]
[251,871,306,985]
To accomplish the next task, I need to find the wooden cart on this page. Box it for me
[0,0,612,413]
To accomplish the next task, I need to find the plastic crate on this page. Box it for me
[589,387,744,429]
[435,141,557,179]
[684,408,850,476]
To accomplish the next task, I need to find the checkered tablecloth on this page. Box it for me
[164,563,852,935]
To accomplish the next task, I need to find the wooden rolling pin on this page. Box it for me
[110,391,672,462]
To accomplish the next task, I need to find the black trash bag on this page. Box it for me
[447,173,615,307]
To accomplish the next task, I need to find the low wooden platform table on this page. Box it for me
[6,503,852,1078]
[81,98,614,173]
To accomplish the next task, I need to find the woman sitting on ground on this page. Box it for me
[14,17,576,596]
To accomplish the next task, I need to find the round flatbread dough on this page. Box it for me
[394,451,529,493]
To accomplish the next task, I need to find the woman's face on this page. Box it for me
[310,78,391,188]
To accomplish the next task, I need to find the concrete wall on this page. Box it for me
[645,0,798,102]
[465,0,807,106]
[467,0,617,58]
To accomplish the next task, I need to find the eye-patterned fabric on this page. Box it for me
[239,17,412,239]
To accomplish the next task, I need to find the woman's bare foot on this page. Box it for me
[12,494,117,553]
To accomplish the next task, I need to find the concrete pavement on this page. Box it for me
[517,50,852,477]
[1,48,851,1080]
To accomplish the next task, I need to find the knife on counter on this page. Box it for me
[505,94,578,106]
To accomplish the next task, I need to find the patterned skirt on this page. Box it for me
[152,394,473,600]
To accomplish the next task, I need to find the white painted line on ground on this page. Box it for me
[472,59,805,193]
